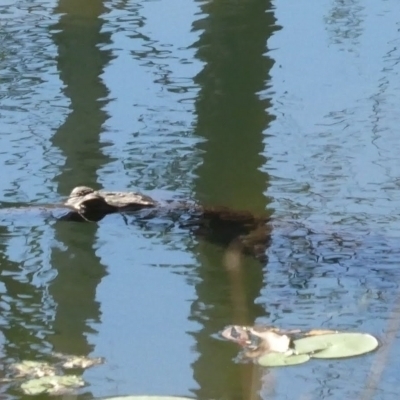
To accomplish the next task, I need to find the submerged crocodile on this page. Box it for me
[0,186,272,261]
[64,185,157,220]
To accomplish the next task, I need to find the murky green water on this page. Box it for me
[0,0,400,399]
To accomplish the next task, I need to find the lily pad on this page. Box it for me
[20,375,85,395]
[294,332,378,359]
[258,352,310,367]
[9,361,57,378]
[52,353,104,369]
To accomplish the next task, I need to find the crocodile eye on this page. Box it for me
[70,186,94,197]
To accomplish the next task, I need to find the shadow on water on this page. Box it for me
[0,226,53,361]
[47,0,111,380]
[51,0,113,194]
[189,1,279,399]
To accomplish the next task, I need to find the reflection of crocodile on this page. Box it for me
[2,186,272,261]
[67,186,271,260]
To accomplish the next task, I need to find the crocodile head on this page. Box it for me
[65,187,118,218]
[76,193,117,214]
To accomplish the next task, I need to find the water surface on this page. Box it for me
[0,0,399,399]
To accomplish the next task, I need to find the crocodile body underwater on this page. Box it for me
[0,186,272,261]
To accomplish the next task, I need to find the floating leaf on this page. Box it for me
[20,375,85,395]
[0,377,16,383]
[294,332,378,359]
[258,352,310,367]
[9,361,57,378]
[52,353,104,369]
[63,356,104,369]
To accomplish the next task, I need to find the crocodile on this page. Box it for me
[66,186,272,260]
[0,186,272,261]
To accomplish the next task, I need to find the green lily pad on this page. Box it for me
[258,352,310,367]
[20,375,85,395]
[294,332,378,359]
